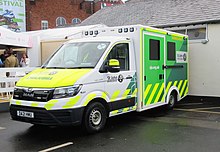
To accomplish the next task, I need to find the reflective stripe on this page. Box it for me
[147,83,159,105]
[173,81,178,87]
[110,105,136,116]
[145,28,167,35]
[180,80,188,97]
[101,92,108,101]
[111,90,120,101]
[44,100,59,110]
[155,83,164,103]
[83,94,97,106]
[184,86,189,96]
[140,28,144,105]
[132,105,137,110]
[166,81,172,94]
[171,35,184,41]
[31,102,39,107]
[123,107,130,112]
[132,88,137,97]
[122,89,131,99]
[178,80,183,91]
[111,110,119,115]
[161,81,172,101]
[16,101,21,105]
[63,96,81,109]
[144,84,152,100]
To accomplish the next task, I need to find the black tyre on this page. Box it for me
[83,102,107,133]
[166,92,177,110]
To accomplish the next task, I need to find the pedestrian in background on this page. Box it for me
[4,48,19,68]
[5,48,19,77]
[0,50,9,67]
[20,53,30,67]
[0,58,3,67]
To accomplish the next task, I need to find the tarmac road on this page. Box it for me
[1,98,220,152]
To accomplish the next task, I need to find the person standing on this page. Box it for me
[4,48,19,90]
[20,53,30,67]
[0,50,9,67]
[4,48,19,68]
[0,58,3,67]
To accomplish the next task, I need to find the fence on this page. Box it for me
[0,67,36,100]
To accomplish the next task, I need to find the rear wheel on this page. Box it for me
[166,92,177,110]
[83,102,107,133]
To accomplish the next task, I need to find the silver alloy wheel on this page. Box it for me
[90,109,102,126]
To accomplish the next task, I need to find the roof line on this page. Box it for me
[153,19,220,28]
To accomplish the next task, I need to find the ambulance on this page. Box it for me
[10,25,188,133]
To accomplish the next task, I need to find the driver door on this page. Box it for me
[103,42,136,111]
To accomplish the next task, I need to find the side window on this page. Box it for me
[167,42,176,61]
[107,43,129,71]
[150,39,160,60]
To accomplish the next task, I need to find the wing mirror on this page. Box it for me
[107,59,120,73]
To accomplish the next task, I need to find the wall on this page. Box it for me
[25,0,90,31]
[189,24,220,97]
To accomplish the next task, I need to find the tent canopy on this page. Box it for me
[26,24,107,41]
[0,26,32,49]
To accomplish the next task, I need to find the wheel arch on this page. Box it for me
[166,86,180,104]
[83,97,110,117]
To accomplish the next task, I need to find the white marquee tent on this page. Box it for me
[0,26,32,49]
[26,24,107,66]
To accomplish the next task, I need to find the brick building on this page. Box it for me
[25,0,123,31]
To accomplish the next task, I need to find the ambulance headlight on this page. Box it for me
[53,85,82,99]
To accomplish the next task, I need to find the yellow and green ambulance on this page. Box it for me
[10,25,188,133]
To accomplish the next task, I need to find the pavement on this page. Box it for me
[1,97,220,152]
[0,100,9,112]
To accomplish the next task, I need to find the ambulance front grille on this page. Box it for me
[13,88,54,102]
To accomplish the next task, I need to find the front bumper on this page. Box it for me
[10,105,85,126]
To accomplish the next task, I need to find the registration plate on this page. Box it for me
[17,111,34,118]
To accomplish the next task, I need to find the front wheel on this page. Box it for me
[83,102,107,133]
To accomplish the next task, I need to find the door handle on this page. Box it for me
[126,75,132,79]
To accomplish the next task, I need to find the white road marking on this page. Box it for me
[0,127,6,130]
[39,142,73,152]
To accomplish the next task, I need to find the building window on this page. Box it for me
[41,20,48,30]
[56,17,66,27]
[167,42,176,61]
[72,18,81,24]
[150,39,160,60]
[167,25,207,41]
[187,28,206,40]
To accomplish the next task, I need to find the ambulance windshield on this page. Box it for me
[43,42,110,69]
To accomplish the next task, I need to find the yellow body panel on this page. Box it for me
[16,68,91,88]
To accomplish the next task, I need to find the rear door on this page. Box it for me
[143,32,165,108]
